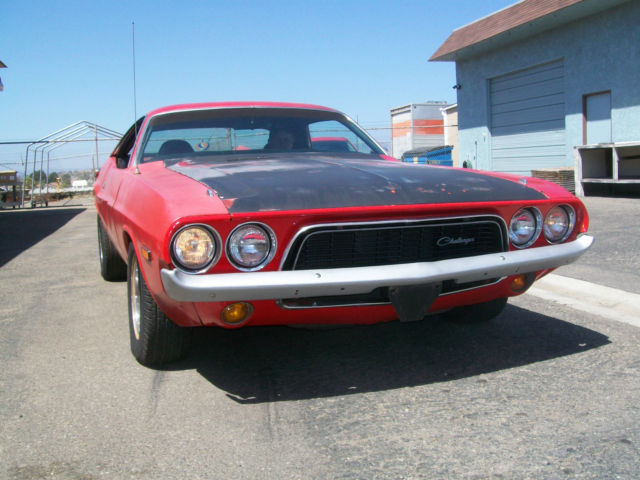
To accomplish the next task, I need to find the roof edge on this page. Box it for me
[429,0,631,62]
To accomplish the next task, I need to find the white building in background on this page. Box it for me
[72,180,88,189]
[441,104,459,167]
[390,102,448,159]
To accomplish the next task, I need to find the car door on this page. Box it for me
[95,117,144,245]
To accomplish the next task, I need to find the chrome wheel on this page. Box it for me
[127,243,192,366]
[129,253,141,341]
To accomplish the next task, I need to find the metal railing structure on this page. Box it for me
[22,122,122,207]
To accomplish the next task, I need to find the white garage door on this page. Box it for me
[490,60,566,175]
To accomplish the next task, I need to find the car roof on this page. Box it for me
[146,102,340,117]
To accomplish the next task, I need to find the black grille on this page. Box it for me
[283,217,506,271]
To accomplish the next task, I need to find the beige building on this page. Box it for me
[441,104,459,167]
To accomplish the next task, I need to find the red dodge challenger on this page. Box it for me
[94,102,593,366]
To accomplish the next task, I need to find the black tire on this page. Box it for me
[97,216,127,281]
[127,244,192,366]
[444,297,508,324]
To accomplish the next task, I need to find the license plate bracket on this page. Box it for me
[389,283,442,322]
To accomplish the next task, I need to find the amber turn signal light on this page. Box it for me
[141,246,152,263]
[221,302,254,325]
[510,274,529,293]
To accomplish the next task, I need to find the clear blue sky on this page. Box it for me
[1,0,514,172]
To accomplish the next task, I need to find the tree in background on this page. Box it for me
[25,170,48,189]
[60,173,71,188]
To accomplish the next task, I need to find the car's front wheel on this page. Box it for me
[97,216,127,281]
[128,244,192,366]
[444,297,508,324]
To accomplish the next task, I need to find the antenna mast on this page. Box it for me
[132,22,138,124]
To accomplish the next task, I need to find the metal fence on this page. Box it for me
[0,121,121,207]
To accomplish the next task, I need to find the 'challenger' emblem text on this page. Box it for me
[437,236,476,247]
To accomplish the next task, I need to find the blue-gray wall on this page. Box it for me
[456,0,640,174]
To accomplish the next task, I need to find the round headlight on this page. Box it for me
[509,207,542,248]
[543,205,575,243]
[227,223,276,271]
[171,225,219,272]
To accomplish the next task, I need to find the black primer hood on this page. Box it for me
[166,153,546,213]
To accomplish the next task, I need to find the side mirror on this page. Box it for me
[116,155,129,169]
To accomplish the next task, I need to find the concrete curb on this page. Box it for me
[527,273,640,328]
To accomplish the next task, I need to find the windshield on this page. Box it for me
[137,107,383,162]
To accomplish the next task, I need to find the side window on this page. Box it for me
[113,117,145,168]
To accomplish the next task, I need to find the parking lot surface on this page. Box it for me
[1,195,639,479]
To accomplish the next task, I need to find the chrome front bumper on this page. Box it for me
[161,234,593,303]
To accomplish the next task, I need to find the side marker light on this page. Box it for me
[141,246,152,263]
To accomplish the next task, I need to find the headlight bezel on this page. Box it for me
[170,224,221,274]
[226,222,277,272]
[509,207,542,249]
[543,204,576,244]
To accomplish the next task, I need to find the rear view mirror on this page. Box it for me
[116,155,129,169]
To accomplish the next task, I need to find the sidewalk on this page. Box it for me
[528,273,640,328]
[47,194,95,208]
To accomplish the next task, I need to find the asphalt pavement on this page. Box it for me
[557,195,640,294]
[1,194,639,479]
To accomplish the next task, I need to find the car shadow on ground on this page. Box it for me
[0,207,86,267]
[174,304,610,404]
